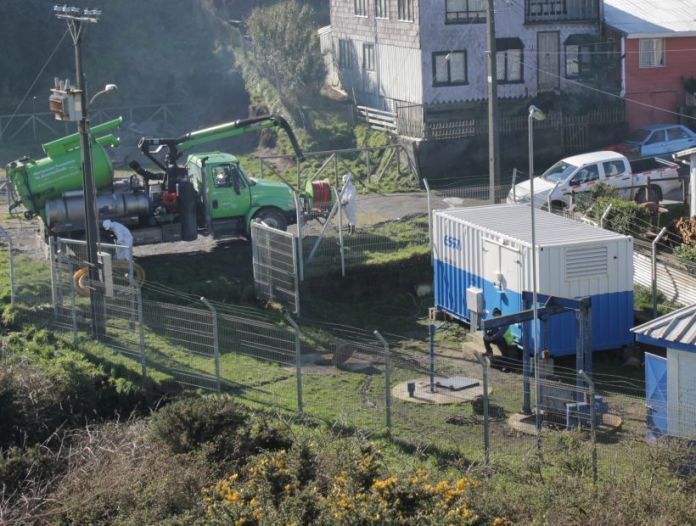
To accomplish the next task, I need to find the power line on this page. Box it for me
[4,29,69,133]
[501,52,696,123]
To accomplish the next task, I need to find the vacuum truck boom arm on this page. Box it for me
[137,114,304,161]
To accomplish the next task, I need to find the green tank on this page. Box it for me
[6,117,122,217]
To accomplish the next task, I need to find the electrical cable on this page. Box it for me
[4,29,69,133]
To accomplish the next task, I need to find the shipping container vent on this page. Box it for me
[565,246,608,280]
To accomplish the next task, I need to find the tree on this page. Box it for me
[246,1,325,103]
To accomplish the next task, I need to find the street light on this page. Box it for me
[89,83,118,106]
[527,104,545,433]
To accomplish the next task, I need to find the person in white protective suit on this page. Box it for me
[102,220,134,261]
[340,173,357,234]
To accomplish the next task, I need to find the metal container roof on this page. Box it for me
[435,205,630,248]
[632,304,696,352]
[605,0,696,38]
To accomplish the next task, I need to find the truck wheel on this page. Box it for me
[635,185,662,203]
[254,208,288,231]
[550,201,567,214]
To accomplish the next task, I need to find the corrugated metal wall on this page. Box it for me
[634,253,696,306]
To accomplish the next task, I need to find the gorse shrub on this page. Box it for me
[148,396,292,464]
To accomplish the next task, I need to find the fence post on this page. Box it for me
[48,236,58,320]
[511,168,518,202]
[429,321,436,393]
[423,178,433,264]
[0,227,15,306]
[374,330,392,436]
[600,204,613,229]
[652,227,668,317]
[294,192,304,283]
[71,267,78,346]
[333,187,346,278]
[474,351,490,466]
[200,297,221,392]
[137,288,147,378]
[579,369,597,486]
[285,314,304,414]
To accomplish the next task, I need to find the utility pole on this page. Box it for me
[485,0,501,203]
[54,5,105,339]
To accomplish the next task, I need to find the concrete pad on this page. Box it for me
[393,376,487,405]
[508,411,623,436]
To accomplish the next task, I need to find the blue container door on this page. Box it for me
[645,352,668,438]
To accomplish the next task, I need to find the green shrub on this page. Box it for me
[591,197,651,236]
[0,445,59,495]
[675,242,696,262]
[1,304,19,330]
[149,395,248,457]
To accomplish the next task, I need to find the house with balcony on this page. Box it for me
[604,0,696,130]
[320,0,603,130]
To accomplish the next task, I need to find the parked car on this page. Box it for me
[507,151,682,209]
[607,125,696,159]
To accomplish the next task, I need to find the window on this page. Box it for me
[565,44,592,78]
[639,38,665,68]
[602,161,626,178]
[398,0,414,21]
[527,0,566,17]
[496,38,523,83]
[212,165,243,190]
[354,0,367,16]
[570,164,599,185]
[363,43,375,71]
[667,127,690,141]
[375,0,388,18]
[646,131,666,145]
[338,39,354,69]
[432,51,467,86]
[446,0,485,24]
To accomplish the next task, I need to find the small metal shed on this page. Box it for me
[433,204,634,356]
[633,304,696,439]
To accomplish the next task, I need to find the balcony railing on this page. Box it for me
[525,0,599,23]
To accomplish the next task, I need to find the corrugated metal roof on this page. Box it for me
[605,0,696,37]
[632,304,696,350]
[435,204,629,247]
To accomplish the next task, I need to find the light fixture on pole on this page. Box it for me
[53,5,105,339]
[89,83,118,106]
[528,104,545,433]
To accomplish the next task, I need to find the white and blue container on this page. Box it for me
[433,205,634,356]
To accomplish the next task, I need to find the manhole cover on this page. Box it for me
[436,376,480,391]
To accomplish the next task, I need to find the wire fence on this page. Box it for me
[3,186,696,477]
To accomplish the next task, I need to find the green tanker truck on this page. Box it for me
[6,114,321,245]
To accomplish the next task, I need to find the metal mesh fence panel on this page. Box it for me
[251,222,299,314]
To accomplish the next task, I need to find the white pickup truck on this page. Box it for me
[507,151,682,209]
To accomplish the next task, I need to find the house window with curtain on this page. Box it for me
[496,38,523,83]
[639,38,665,68]
[398,0,414,21]
[445,0,486,24]
[354,0,367,17]
[375,0,388,18]
[564,35,596,78]
[338,39,354,69]
[432,51,468,86]
[363,43,375,71]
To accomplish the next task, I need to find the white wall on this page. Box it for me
[667,348,696,438]
[419,0,599,104]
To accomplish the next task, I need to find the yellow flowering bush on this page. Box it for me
[201,442,504,525]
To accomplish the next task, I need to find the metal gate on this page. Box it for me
[251,221,300,315]
[645,352,668,438]
[52,238,145,362]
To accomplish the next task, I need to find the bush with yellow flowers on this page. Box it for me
[200,440,503,526]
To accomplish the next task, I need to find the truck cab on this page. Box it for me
[186,152,296,238]
[507,151,681,209]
